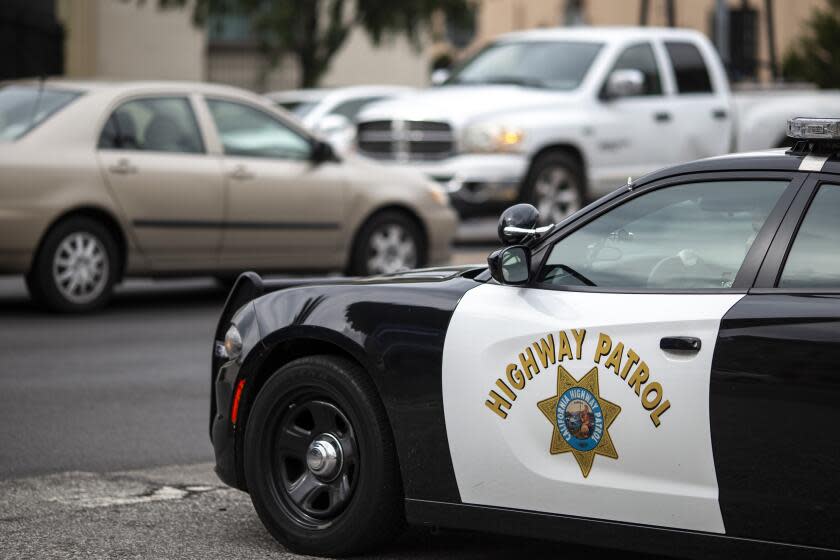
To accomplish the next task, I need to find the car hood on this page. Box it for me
[357,85,577,128]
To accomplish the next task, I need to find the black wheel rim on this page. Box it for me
[271,393,359,528]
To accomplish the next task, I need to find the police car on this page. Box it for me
[210,118,840,559]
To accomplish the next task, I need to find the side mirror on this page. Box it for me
[497,203,554,245]
[603,68,645,100]
[488,245,531,285]
[311,139,339,164]
[316,113,352,137]
[431,68,450,86]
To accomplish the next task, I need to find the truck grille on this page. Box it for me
[357,120,455,161]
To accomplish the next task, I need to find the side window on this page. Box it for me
[98,97,204,153]
[608,43,662,96]
[778,184,840,289]
[539,180,788,290]
[330,97,383,120]
[664,41,713,94]
[206,99,311,159]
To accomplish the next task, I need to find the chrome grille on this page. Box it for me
[357,120,455,161]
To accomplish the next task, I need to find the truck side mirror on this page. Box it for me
[603,69,645,100]
[488,245,532,285]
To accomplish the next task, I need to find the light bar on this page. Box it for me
[787,117,840,140]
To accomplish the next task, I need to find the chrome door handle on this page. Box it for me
[108,158,137,175]
[660,336,701,352]
[229,166,254,180]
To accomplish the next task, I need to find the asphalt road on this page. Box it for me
[0,245,665,559]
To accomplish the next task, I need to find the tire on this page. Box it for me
[521,151,586,225]
[244,355,404,557]
[26,216,119,313]
[349,210,425,276]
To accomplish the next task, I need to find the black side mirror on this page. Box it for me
[488,245,531,285]
[498,203,554,245]
[311,139,339,164]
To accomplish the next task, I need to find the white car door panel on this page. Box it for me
[442,284,741,532]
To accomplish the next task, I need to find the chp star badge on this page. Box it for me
[537,365,621,477]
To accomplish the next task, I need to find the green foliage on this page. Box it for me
[150,0,475,88]
[782,0,840,88]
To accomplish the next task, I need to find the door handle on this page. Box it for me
[108,158,137,175]
[712,109,728,120]
[229,165,254,180]
[660,336,702,352]
[654,111,672,123]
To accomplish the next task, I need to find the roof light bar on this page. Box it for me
[787,117,840,141]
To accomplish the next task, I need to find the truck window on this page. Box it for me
[664,42,713,94]
[608,43,662,96]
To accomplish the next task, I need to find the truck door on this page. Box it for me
[661,40,733,160]
[442,176,795,533]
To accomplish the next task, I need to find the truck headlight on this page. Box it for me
[463,123,524,153]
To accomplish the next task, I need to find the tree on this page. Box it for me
[154,0,475,88]
[782,0,840,88]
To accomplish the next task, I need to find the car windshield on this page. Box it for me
[445,40,603,90]
[0,85,81,141]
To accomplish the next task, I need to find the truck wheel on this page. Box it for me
[244,355,404,557]
[26,216,118,313]
[349,210,424,276]
[521,151,585,225]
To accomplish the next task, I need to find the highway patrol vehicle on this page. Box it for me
[211,118,840,558]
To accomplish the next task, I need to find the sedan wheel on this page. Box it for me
[51,232,110,305]
[366,223,418,275]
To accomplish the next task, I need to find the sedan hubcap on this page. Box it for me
[534,166,582,224]
[52,232,109,304]
[306,434,342,480]
[367,224,417,275]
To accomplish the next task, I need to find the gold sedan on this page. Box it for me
[0,81,457,312]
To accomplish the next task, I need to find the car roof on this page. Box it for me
[265,85,413,104]
[636,148,840,186]
[497,25,708,45]
[5,78,261,99]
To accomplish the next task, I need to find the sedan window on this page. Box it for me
[99,97,204,154]
[778,184,840,288]
[539,180,788,290]
[206,99,311,159]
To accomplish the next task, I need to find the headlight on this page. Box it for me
[427,181,449,206]
[463,122,524,153]
[223,325,243,360]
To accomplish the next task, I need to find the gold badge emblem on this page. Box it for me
[537,365,621,477]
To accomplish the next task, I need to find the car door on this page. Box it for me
[711,173,840,550]
[661,40,732,161]
[203,97,345,271]
[590,41,679,192]
[97,94,225,270]
[442,174,800,533]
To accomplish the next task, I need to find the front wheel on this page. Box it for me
[244,355,404,556]
[349,211,424,276]
[521,151,585,225]
[26,216,119,313]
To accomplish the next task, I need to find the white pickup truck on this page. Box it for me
[355,26,840,223]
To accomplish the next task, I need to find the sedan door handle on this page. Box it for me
[660,336,702,352]
[654,111,672,123]
[712,109,728,120]
[108,158,137,175]
[229,165,254,181]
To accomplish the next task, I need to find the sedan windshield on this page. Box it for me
[446,40,603,90]
[0,85,81,141]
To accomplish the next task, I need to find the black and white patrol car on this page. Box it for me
[211,118,840,559]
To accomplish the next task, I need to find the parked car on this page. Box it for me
[210,119,840,558]
[265,86,413,153]
[355,26,840,222]
[0,80,456,312]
